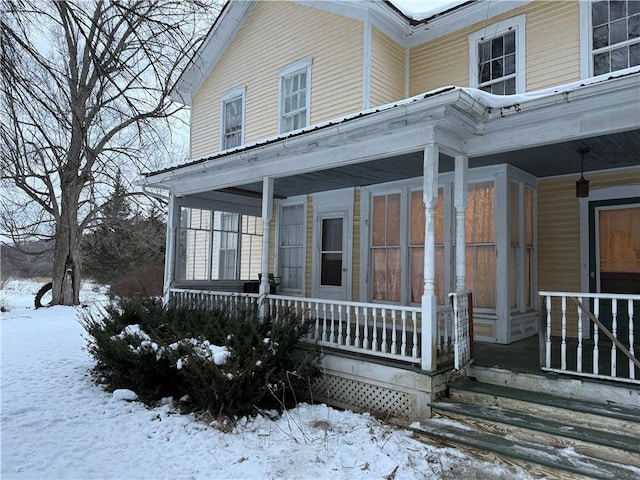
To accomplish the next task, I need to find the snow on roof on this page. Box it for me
[390,0,469,21]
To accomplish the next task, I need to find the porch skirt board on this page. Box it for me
[303,351,452,423]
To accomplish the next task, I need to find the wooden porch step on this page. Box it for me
[420,377,640,478]
[449,378,640,435]
[410,420,640,480]
[430,399,640,468]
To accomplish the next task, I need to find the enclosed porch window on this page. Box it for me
[369,187,447,305]
[176,207,262,282]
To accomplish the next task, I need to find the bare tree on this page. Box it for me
[0,0,216,304]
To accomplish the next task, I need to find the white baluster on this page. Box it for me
[346,306,352,346]
[545,295,552,368]
[372,307,378,352]
[337,305,344,345]
[561,296,567,370]
[412,311,418,358]
[381,308,388,353]
[322,303,328,342]
[594,299,600,375]
[363,307,370,350]
[577,296,583,373]
[401,310,407,356]
[355,307,361,348]
[629,300,635,380]
[611,299,617,377]
[391,310,397,354]
[329,304,335,343]
[314,302,320,340]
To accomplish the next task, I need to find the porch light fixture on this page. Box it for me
[575,147,590,198]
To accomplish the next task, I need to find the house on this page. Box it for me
[140,0,640,431]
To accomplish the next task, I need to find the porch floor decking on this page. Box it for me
[473,334,640,380]
[473,336,541,373]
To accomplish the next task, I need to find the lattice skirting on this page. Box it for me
[310,374,414,420]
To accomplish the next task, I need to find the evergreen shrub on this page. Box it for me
[82,297,320,418]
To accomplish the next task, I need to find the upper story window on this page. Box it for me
[220,88,245,150]
[278,60,311,133]
[591,0,640,75]
[469,15,526,95]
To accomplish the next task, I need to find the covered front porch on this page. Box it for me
[141,72,640,420]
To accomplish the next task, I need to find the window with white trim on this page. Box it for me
[176,207,262,282]
[279,60,311,133]
[469,15,526,95]
[591,0,640,75]
[277,200,306,294]
[220,88,245,150]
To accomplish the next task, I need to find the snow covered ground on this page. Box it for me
[1,279,532,479]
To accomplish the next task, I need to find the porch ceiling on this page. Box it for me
[226,129,639,199]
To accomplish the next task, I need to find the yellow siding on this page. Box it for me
[525,0,580,90]
[370,27,405,107]
[191,2,363,159]
[409,1,580,96]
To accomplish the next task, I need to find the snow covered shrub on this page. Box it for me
[82,298,184,403]
[81,297,319,418]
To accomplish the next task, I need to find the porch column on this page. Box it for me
[260,177,274,304]
[454,154,468,291]
[162,194,178,305]
[422,142,439,372]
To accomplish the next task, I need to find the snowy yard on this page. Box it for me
[1,280,531,479]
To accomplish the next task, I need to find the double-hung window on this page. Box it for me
[277,199,306,294]
[220,88,245,150]
[590,0,640,75]
[279,60,311,133]
[469,15,526,95]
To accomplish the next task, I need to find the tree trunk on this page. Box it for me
[51,186,82,306]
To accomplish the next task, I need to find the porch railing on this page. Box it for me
[169,289,456,368]
[170,288,260,311]
[539,291,640,385]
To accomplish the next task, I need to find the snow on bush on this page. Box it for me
[81,297,319,418]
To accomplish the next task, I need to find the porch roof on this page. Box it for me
[140,70,640,199]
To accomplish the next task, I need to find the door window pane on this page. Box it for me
[321,218,343,287]
[599,206,640,293]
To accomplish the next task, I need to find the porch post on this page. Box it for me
[454,154,468,291]
[422,142,439,372]
[162,194,178,305]
[260,177,274,306]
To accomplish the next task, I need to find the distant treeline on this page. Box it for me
[1,241,54,280]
